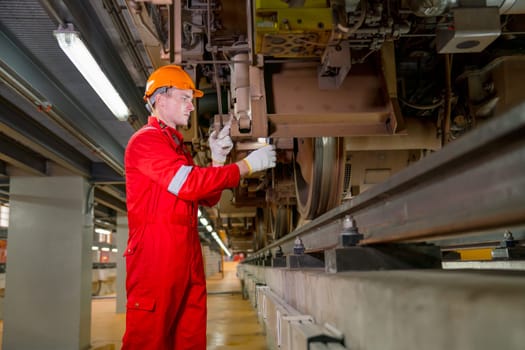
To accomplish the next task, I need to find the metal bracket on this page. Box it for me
[492,231,525,260]
[325,243,442,273]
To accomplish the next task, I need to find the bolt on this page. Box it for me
[275,246,284,258]
[340,215,363,247]
[502,230,516,248]
[293,236,305,255]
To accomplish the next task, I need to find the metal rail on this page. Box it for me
[247,102,525,262]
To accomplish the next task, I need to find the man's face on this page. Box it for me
[155,88,195,127]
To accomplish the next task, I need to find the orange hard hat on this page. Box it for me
[143,65,204,101]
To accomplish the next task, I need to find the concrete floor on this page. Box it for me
[207,261,267,349]
[0,261,267,349]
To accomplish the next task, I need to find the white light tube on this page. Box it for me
[95,228,112,235]
[54,24,130,121]
[206,225,213,232]
[199,217,208,226]
[211,231,231,257]
[101,247,111,252]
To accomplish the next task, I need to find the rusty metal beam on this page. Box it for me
[381,41,406,132]
[345,118,441,151]
[249,101,525,257]
[263,61,405,138]
[268,111,395,137]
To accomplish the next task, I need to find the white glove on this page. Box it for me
[209,121,233,164]
[243,145,276,175]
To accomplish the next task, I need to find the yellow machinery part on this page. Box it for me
[254,6,333,57]
[457,248,494,261]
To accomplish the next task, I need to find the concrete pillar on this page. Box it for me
[116,213,128,313]
[3,176,93,350]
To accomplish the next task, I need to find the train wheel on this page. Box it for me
[293,137,346,220]
[267,204,295,242]
[255,207,266,250]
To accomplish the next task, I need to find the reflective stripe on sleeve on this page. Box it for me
[168,165,193,195]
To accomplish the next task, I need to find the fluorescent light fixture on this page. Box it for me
[111,248,118,253]
[206,225,213,232]
[95,228,112,235]
[53,23,130,121]
[199,217,208,226]
[198,209,202,217]
[211,231,231,257]
[91,246,99,251]
[101,247,111,252]
[0,204,8,228]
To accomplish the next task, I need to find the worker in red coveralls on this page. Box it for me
[122,65,276,350]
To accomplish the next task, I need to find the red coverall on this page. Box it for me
[122,117,240,350]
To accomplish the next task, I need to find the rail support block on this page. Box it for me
[272,257,287,267]
[288,254,325,269]
[491,246,525,260]
[325,244,442,273]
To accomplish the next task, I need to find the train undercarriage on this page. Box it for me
[118,0,525,254]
